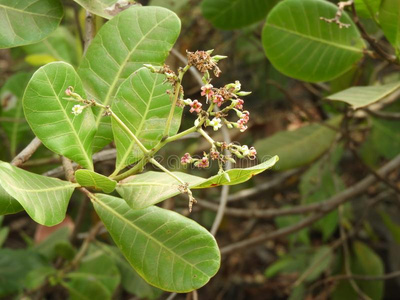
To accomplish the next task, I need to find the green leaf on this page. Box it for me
[0,72,32,156]
[254,117,341,171]
[0,0,63,49]
[117,156,279,209]
[201,0,278,30]
[112,68,182,173]
[23,26,80,66]
[0,162,77,226]
[78,6,181,152]
[379,0,400,51]
[92,194,221,292]
[95,243,163,299]
[75,169,117,193]
[371,117,400,159]
[64,245,120,300]
[74,0,126,19]
[326,81,400,109]
[262,0,365,82]
[25,266,55,290]
[34,227,70,260]
[23,62,96,170]
[0,183,23,215]
[354,0,381,20]
[379,210,400,244]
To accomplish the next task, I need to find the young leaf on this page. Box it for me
[0,72,33,156]
[0,184,23,216]
[75,169,117,193]
[0,162,77,226]
[0,0,63,49]
[78,6,181,152]
[326,81,400,109]
[117,156,278,209]
[379,0,400,51]
[201,0,278,30]
[92,194,221,292]
[262,0,365,82]
[112,68,182,172]
[254,117,341,171]
[23,62,96,170]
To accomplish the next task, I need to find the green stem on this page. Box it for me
[198,128,215,146]
[150,158,185,185]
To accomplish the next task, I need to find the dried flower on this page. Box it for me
[249,147,257,160]
[210,150,220,160]
[71,105,84,116]
[189,100,202,114]
[181,153,192,165]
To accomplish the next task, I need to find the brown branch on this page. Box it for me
[11,137,42,167]
[364,109,400,120]
[320,1,353,29]
[220,153,400,255]
[62,156,75,182]
[83,11,96,54]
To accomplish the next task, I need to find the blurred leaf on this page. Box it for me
[54,241,76,261]
[326,82,400,109]
[371,117,400,159]
[23,27,80,66]
[93,194,221,292]
[275,210,310,246]
[0,162,76,226]
[262,0,365,82]
[201,0,278,30]
[265,251,309,278]
[332,241,384,300]
[0,227,9,248]
[95,243,163,299]
[25,266,55,290]
[149,0,189,12]
[379,210,400,244]
[0,72,32,156]
[354,0,381,20]
[34,227,70,260]
[0,249,49,297]
[78,6,181,152]
[254,116,341,171]
[379,0,400,51]
[0,183,23,216]
[289,284,306,300]
[0,0,63,48]
[305,246,333,282]
[117,157,278,209]
[112,68,182,173]
[23,62,96,170]
[64,245,120,300]
[75,169,117,193]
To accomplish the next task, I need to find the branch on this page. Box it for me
[364,109,400,120]
[83,11,95,53]
[220,153,400,255]
[320,1,353,29]
[11,137,42,167]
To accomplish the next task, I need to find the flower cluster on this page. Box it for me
[187,50,224,77]
[180,153,210,168]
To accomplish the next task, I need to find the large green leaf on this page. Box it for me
[23,62,96,170]
[93,194,220,292]
[0,0,63,49]
[75,169,117,193]
[0,72,32,156]
[117,156,278,209]
[23,26,80,67]
[78,6,181,152]
[354,0,381,20]
[254,117,341,171]
[326,81,400,109]
[0,184,23,215]
[379,0,400,51]
[64,245,120,300]
[371,117,400,159]
[262,0,365,82]
[201,0,278,30]
[0,162,77,226]
[112,68,182,173]
[74,0,123,19]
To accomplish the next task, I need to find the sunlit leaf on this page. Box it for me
[23,62,96,170]
[262,0,365,82]
[201,0,278,30]
[78,6,181,152]
[379,0,400,51]
[93,194,220,292]
[75,169,117,193]
[254,117,341,171]
[0,162,77,226]
[117,156,279,209]
[112,68,182,173]
[326,81,400,109]
[0,184,23,215]
[0,0,63,48]
[73,0,135,19]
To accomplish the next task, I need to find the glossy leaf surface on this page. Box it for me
[75,169,117,193]
[78,6,181,152]
[112,68,182,172]
[0,0,63,48]
[326,82,400,109]
[117,156,278,209]
[0,184,23,215]
[380,0,400,50]
[93,194,220,292]
[23,62,96,170]
[262,0,365,82]
[0,162,76,226]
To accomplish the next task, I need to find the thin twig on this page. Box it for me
[364,109,400,120]
[11,137,42,167]
[320,0,353,28]
[62,156,75,182]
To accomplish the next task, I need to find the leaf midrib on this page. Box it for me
[0,4,59,19]
[95,14,174,127]
[95,196,211,278]
[0,176,77,193]
[266,23,363,53]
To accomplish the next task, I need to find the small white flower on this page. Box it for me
[209,117,222,131]
[234,80,241,91]
[241,145,250,156]
[71,105,84,116]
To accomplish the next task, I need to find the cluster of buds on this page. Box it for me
[64,86,94,116]
[228,144,257,160]
[181,153,210,168]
